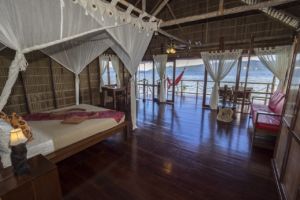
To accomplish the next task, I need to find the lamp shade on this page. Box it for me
[10,128,28,146]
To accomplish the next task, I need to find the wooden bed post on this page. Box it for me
[234,56,242,105]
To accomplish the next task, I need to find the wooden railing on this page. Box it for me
[136,79,275,102]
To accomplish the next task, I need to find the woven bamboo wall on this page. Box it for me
[79,67,91,105]
[88,59,102,105]
[22,56,55,113]
[0,54,27,115]
[0,49,128,115]
[51,59,76,108]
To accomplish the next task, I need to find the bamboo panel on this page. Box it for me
[51,60,76,108]
[275,122,290,177]
[283,139,300,200]
[22,57,55,113]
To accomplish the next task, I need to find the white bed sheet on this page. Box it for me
[1,104,125,168]
[1,128,54,168]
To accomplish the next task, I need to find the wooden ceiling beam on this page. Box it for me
[134,0,141,6]
[142,0,146,11]
[158,29,188,44]
[152,0,170,16]
[166,4,183,31]
[114,0,158,21]
[160,0,298,27]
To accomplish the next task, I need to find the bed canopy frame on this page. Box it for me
[0,0,159,129]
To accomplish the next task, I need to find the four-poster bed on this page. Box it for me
[0,0,158,168]
[0,0,299,199]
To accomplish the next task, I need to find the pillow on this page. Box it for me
[0,118,13,154]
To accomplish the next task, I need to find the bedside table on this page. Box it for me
[0,155,62,200]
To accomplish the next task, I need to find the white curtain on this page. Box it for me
[99,55,109,92]
[255,46,292,91]
[109,25,154,130]
[201,50,242,110]
[153,54,168,103]
[42,34,113,103]
[110,55,121,87]
[0,52,28,110]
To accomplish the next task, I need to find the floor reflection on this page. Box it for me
[59,96,278,200]
[136,97,252,154]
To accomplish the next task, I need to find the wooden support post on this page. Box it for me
[241,35,254,113]
[87,64,93,105]
[142,0,146,11]
[265,84,270,105]
[180,80,183,97]
[152,60,155,100]
[196,81,199,99]
[152,0,170,16]
[172,60,176,102]
[49,58,58,109]
[234,56,242,105]
[20,72,31,114]
[143,79,146,102]
[219,0,224,15]
[271,75,276,94]
[203,68,208,107]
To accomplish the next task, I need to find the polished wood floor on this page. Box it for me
[58,96,279,200]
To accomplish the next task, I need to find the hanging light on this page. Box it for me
[166,46,176,54]
[166,40,176,54]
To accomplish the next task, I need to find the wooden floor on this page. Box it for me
[58,96,279,200]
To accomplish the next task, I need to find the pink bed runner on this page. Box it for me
[23,110,125,123]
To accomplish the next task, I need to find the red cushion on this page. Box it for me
[252,112,281,132]
[251,104,272,116]
[268,92,285,111]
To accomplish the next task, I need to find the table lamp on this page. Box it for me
[10,128,30,176]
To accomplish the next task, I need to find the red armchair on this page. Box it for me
[250,91,285,147]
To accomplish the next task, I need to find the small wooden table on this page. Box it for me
[102,86,126,110]
[0,155,62,200]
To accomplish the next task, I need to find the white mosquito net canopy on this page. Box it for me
[0,0,157,129]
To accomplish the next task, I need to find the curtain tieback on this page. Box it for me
[14,51,28,72]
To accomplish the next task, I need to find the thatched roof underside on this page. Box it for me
[126,0,300,59]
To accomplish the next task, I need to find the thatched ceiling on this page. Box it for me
[125,0,300,59]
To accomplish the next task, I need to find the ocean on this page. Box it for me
[103,60,277,98]
[136,60,277,97]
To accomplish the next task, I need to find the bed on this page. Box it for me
[1,104,128,168]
